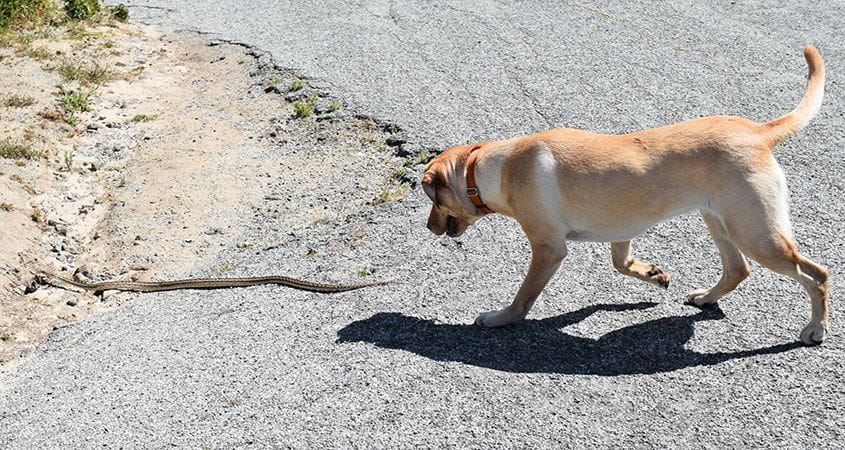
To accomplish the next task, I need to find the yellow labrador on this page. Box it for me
[422,45,828,345]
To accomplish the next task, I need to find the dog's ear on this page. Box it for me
[421,169,443,206]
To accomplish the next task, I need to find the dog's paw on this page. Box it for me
[475,308,521,327]
[685,289,718,308]
[800,322,827,346]
[647,264,670,289]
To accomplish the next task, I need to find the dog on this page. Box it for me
[422,45,828,345]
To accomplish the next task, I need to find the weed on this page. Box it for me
[64,21,94,40]
[10,174,36,194]
[83,62,111,84]
[288,76,304,92]
[354,117,377,130]
[2,94,35,107]
[267,74,284,86]
[0,0,59,32]
[374,182,411,205]
[56,59,111,85]
[63,148,73,171]
[109,4,128,22]
[293,95,317,118]
[64,0,100,21]
[59,88,92,122]
[56,58,82,81]
[404,149,431,167]
[357,267,373,277]
[23,45,52,60]
[60,89,89,110]
[29,207,42,223]
[389,166,405,180]
[130,114,156,123]
[0,140,40,159]
[328,99,342,112]
[0,331,12,342]
[117,175,125,187]
[0,202,12,211]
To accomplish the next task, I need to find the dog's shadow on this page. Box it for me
[336,302,802,375]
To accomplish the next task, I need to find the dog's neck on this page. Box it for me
[465,144,495,214]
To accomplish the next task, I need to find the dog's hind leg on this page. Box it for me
[475,241,568,327]
[686,211,751,306]
[611,241,670,289]
[727,225,828,345]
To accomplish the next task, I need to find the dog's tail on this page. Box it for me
[761,45,825,146]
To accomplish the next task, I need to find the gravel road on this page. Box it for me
[2,1,844,448]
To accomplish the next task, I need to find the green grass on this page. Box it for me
[288,76,304,92]
[64,0,100,21]
[0,0,58,32]
[56,58,111,85]
[108,4,128,22]
[0,140,40,160]
[60,89,90,112]
[293,95,317,118]
[328,99,342,112]
[2,94,35,107]
[59,88,92,123]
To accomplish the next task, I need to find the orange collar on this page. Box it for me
[465,144,495,215]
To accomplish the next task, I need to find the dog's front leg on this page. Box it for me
[475,241,568,327]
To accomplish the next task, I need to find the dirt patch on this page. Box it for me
[0,22,423,366]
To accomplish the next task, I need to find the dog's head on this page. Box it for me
[421,145,485,238]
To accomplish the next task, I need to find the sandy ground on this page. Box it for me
[0,22,408,365]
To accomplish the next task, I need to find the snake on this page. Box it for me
[38,271,390,295]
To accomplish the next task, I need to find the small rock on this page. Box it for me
[87,122,102,131]
[66,299,77,307]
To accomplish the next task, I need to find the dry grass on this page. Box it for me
[0,140,40,160]
[2,94,35,107]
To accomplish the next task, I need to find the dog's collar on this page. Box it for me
[465,144,495,215]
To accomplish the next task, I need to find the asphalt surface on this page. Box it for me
[2,1,845,448]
